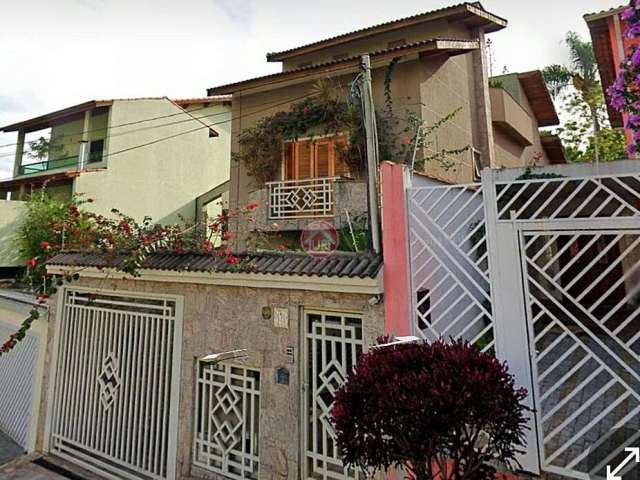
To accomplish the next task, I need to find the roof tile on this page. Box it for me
[46,251,382,279]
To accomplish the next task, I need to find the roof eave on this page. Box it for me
[1,100,113,133]
[265,3,505,62]
[517,70,560,127]
[584,6,625,23]
[208,39,480,96]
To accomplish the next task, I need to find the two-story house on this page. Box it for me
[0,96,231,269]
[490,70,565,167]
[207,2,508,245]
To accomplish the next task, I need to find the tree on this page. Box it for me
[543,32,625,162]
[543,32,603,133]
[331,339,529,480]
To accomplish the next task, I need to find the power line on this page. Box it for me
[2,91,317,172]
[0,105,233,160]
[0,99,221,150]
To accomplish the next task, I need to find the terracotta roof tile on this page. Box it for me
[46,251,383,279]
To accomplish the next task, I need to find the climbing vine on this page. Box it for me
[1,189,263,357]
[607,0,640,155]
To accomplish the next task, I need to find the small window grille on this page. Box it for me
[193,362,261,480]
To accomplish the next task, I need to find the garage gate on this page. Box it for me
[46,288,183,480]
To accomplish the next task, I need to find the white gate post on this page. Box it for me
[481,170,540,474]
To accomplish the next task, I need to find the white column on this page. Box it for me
[79,110,91,170]
[13,130,25,178]
[482,169,540,474]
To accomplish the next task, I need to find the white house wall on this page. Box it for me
[74,99,231,224]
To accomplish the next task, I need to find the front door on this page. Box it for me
[302,310,364,480]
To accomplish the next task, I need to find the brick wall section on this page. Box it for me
[35,277,384,480]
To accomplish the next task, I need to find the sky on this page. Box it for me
[0,0,621,179]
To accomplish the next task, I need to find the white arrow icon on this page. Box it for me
[606,447,640,480]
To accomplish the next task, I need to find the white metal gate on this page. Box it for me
[493,172,640,480]
[0,319,41,450]
[407,182,495,352]
[303,310,364,480]
[407,165,640,479]
[46,288,183,480]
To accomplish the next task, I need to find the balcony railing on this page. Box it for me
[19,156,79,176]
[18,150,105,176]
[267,177,336,219]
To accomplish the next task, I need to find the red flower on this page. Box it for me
[26,258,37,268]
[246,202,259,210]
[203,240,213,252]
[278,243,286,252]
[225,256,240,265]
[40,241,51,250]
[222,231,234,240]
[302,106,310,116]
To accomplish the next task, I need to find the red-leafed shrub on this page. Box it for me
[331,339,529,480]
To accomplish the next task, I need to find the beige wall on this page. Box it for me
[0,200,26,267]
[74,99,232,224]
[36,276,385,480]
[229,50,491,237]
[491,82,552,169]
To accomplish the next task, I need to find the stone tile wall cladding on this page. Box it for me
[35,276,384,480]
[247,180,368,232]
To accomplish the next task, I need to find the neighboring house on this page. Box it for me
[489,70,566,167]
[585,5,637,150]
[0,96,232,268]
[207,2,508,240]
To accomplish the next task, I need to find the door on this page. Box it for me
[46,288,183,480]
[302,310,364,480]
[519,228,640,480]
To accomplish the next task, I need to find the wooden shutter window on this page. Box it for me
[284,143,295,180]
[315,141,331,177]
[297,141,313,179]
[283,135,351,180]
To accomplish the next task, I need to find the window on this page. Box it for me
[193,362,261,480]
[88,139,104,163]
[284,135,351,180]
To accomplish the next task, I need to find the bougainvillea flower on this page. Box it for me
[39,241,51,250]
[26,258,37,268]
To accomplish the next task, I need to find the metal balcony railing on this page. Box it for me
[18,150,104,176]
[19,156,79,176]
[267,177,336,219]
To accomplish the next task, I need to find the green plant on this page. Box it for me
[4,190,264,357]
[27,136,65,161]
[339,213,368,252]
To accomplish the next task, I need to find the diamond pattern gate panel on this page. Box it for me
[193,362,260,480]
[304,311,364,480]
[494,172,640,480]
[48,289,182,480]
[407,183,495,352]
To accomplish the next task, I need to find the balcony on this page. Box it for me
[18,156,80,176]
[248,177,368,232]
[490,87,535,146]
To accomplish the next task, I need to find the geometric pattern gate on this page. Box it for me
[48,289,181,480]
[303,310,364,480]
[407,182,496,353]
[496,173,640,480]
[407,170,640,480]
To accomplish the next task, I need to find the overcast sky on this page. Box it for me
[0,0,620,178]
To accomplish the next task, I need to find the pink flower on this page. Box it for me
[26,258,37,268]
[40,241,51,250]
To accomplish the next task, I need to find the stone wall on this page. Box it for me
[246,179,368,233]
[35,276,385,480]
